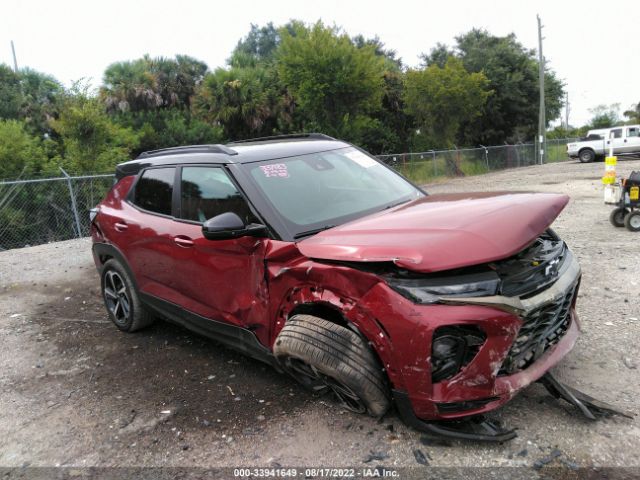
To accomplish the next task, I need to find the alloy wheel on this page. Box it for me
[282,356,367,413]
[103,270,131,325]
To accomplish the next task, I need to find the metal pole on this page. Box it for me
[480,145,489,170]
[10,41,18,72]
[60,167,82,238]
[431,150,436,176]
[537,15,546,164]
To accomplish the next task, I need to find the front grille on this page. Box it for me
[499,283,577,375]
[492,230,566,298]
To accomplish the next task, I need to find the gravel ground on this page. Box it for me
[1,158,639,478]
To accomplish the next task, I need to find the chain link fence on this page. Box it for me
[0,138,577,251]
[0,171,114,251]
[377,138,577,184]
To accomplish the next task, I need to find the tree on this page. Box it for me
[404,57,491,149]
[623,101,640,124]
[193,63,293,140]
[352,34,403,70]
[276,21,387,138]
[0,120,46,178]
[51,83,138,173]
[588,104,621,128]
[17,68,63,134]
[0,64,23,120]
[420,43,454,68]
[101,55,208,113]
[0,65,63,135]
[447,29,564,144]
[116,108,223,155]
[232,22,281,63]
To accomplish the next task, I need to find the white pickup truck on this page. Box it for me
[567,125,640,163]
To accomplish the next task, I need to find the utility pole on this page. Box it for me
[564,92,570,130]
[537,15,546,164]
[10,41,18,72]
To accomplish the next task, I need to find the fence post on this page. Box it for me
[431,150,436,176]
[480,145,489,171]
[60,167,82,238]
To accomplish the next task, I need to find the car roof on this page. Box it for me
[114,133,351,179]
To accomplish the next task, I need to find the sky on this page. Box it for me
[1,0,638,128]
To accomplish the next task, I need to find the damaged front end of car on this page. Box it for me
[377,230,632,441]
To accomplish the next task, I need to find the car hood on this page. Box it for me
[297,192,569,273]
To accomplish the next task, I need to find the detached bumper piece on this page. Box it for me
[539,372,634,420]
[393,391,517,442]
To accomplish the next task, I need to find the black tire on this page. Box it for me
[274,314,390,417]
[609,207,627,228]
[101,259,155,332]
[624,210,640,232]
[578,149,595,163]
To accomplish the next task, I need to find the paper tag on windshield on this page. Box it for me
[259,163,289,178]
[345,150,377,168]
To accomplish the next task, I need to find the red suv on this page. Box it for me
[91,134,583,441]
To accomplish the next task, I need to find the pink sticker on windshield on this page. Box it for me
[260,163,289,178]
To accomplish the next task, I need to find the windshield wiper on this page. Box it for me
[293,225,337,240]
[383,198,412,210]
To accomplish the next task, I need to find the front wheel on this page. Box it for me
[101,259,155,332]
[274,315,390,417]
[624,210,640,232]
[579,149,595,163]
[610,207,627,228]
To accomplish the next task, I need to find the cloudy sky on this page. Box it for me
[2,0,637,128]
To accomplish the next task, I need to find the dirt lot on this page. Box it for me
[1,159,639,478]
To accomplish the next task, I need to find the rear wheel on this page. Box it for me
[579,149,595,163]
[101,259,155,332]
[624,210,640,232]
[609,207,627,227]
[274,314,390,417]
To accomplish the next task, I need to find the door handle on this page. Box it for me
[624,139,627,143]
[114,222,128,232]
[173,236,194,248]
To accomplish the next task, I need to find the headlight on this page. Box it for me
[386,271,499,304]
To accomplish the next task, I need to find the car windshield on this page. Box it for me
[244,147,424,238]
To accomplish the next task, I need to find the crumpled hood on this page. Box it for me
[297,192,569,273]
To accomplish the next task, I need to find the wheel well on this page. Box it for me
[98,254,112,265]
[285,302,393,386]
[287,302,349,328]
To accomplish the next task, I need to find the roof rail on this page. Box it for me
[136,144,238,159]
[227,133,335,144]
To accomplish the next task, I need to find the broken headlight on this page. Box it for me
[386,271,499,304]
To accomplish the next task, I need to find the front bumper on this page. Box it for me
[369,251,582,422]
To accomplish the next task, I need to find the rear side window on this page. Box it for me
[611,128,623,139]
[628,127,639,137]
[180,166,254,223]
[134,168,175,215]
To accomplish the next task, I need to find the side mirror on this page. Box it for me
[202,212,268,240]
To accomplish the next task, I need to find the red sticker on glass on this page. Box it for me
[260,163,289,178]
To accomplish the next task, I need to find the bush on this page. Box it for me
[0,119,47,179]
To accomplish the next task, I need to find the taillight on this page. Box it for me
[89,207,99,223]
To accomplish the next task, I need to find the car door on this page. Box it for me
[122,166,185,304]
[623,126,640,154]
[167,165,271,342]
[607,128,625,154]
